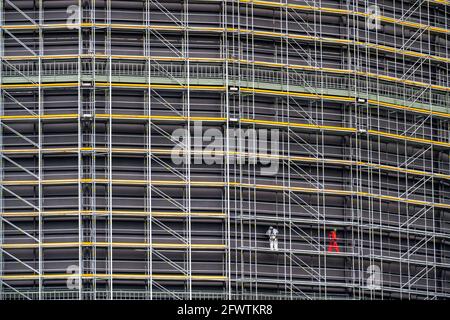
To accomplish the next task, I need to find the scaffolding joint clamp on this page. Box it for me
[356,97,367,103]
[228,86,240,93]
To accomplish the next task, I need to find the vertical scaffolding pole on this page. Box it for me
[363,0,375,300]
[349,0,363,299]
[91,0,98,299]
[37,0,43,300]
[223,0,232,300]
[283,0,295,300]
[317,0,327,299]
[144,0,153,300]
[183,0,192,299]
[249,0,258,298]
[106,0,113,299]
[0,0,4,300]
[76,0,83,300]
[372,0,385,300]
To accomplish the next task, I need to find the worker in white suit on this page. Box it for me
[266,226,279,251]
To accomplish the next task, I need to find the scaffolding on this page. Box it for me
[0,0,449,300]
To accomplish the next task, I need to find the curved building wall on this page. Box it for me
[0,0,450,299]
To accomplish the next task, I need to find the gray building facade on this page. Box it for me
[0,0,450,299]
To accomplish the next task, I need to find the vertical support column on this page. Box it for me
[144,0,153,300]
[397,0,406,298]
[249,0,258,298]
[106,0,113,299]
[229,0,241,298]
[283,0,294,300]
[439,1,449,298]
[362,0,376,300]
[402,1,411,300]
[425,1,437,300]
[91,0,98,299]
[0,0,4,300]
[183,0,192,300]
[316,0,327,299]
[370,0,384,299]
[349,0,362,299]
[76,0,83,300]
[429,140,436,298]
[37,0,44,300]
[222,0,232,300]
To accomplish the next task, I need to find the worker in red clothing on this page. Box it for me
[328,229,340,253]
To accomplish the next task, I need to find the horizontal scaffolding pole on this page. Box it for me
[1,25,448,64]
[1,114,449,150]
[0,274,227,281]
[0,83,447,120]
[2,55,448,93]
[0,210,226,218]
[1,148,449,182]
[0,178,448,210]
[0,242,226,250]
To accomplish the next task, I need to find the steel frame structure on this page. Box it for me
[0,0,449,300]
